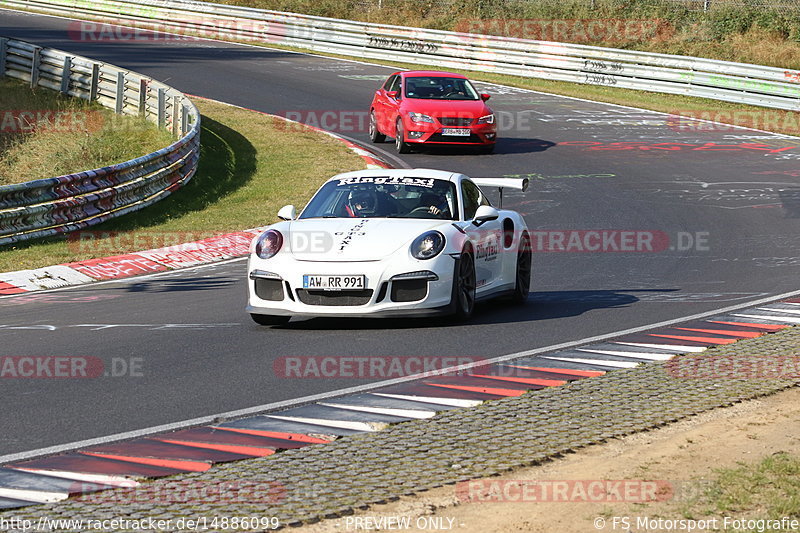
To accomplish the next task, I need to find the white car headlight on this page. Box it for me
[476,114,494,124]
[410,231,445,260]
[409,112,434,124]
[255,229,283,259]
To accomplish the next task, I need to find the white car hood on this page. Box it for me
[287,218,444,262]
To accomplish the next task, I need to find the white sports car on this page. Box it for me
[246,168,531,325]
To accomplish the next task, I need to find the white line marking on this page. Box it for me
[734,313,800,324]
[577,348,674,361]
[371,393,481,408]
[540,356,640,369]
[318,402,436,419]
[614,342,707,353]
[265,415,386,432]
[758,307,800,315]
[8,468,139,488]
[0,487,67,504]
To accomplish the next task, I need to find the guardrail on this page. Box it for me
[3,0,800,112]
[0,36,200,246]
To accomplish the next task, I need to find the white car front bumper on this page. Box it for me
[246,253,459,318]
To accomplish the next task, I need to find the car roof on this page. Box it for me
[327,168,465,184]
[400,71,468,79]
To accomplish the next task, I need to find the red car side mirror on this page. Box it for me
[480,93,491,101]
[387,91,400,99]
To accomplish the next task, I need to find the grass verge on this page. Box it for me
[647,452,800,528]
[0,97,367,272]
[0,77,174,185]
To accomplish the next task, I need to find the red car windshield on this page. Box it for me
[404,77,480,100]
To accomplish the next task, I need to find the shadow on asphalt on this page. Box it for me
[126,276,239,292]
[271,289,680,331]
[398,138,556,157]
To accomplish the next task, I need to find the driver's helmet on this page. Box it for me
[348,189,377,215]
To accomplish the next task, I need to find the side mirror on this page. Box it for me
[480,93,491,101]
[473,205,499,225]
[277,205,296,221]
[387,90,399,99]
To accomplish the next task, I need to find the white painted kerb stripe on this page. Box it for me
[541,356,640,369]
[0,487,67,504]
[266,415,387,432]
[318,402,436,420]
[9,468,140,488]
[371,393,482,408]
[577,348,675,361]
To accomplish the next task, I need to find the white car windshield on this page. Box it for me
[404,77,480,100]
[299,177,458,220]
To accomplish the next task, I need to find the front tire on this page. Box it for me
[395,118,412,154]
[250,313,291,326]
[452,248,476,321]
[511,232,532,304]
[369,110,386,143]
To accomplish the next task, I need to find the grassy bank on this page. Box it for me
[0,78,174,185]
[0,98,366,271]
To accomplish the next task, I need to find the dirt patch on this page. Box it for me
[296,385,800,532]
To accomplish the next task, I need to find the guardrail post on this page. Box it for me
[139,78,148,116]
[0,38,7,77]
[90,63,99,101]
[172,94,180,136]
[30,46,41,88]
[60,55,72,94]
[157,87,165,129]
[181,103,189,135]
[115,71,125,114]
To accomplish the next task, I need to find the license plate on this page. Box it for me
[303,275,365,290]
[441,128,470,136]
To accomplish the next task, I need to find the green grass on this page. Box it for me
[0,78,174,184]
[668,452,800,530]
[0,98,366,271]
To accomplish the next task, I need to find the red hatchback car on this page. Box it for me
[369,71,497,154]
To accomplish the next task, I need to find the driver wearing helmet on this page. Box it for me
[346,189,377,217]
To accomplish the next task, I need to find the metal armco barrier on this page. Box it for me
[2,0,800,112]
[0,36,200,245]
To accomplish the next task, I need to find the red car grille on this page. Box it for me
[438,117,473,127]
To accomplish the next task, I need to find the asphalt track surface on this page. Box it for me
[3,9,800,456]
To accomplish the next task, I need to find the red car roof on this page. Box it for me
[399,71,468,79]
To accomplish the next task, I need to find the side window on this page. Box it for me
[389,76,402,94]
[461,180,481,220]
[461,180,492,220]
[382,75,397,91]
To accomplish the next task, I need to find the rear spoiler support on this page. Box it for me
[471,177,530,208]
